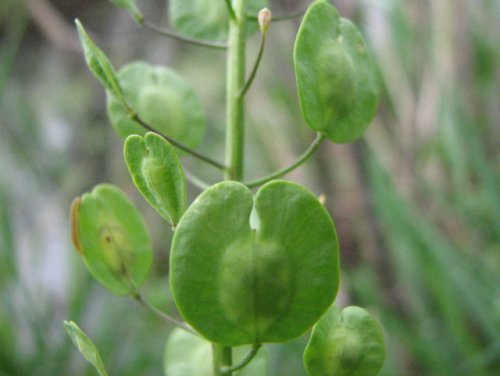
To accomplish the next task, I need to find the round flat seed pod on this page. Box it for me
[294,0,378,143]
[304,306,386,376]
[70,184,152,295]
[107,61,205,148]
[170,180,339,346]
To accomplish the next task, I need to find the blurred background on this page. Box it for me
[0,0,499,375]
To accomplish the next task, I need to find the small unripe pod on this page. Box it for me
[258,8,272,33]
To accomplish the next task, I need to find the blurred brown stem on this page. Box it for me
[22,0,80,51]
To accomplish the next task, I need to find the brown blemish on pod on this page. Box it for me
[70,197,83,254]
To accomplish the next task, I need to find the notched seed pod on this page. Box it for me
[170,180,339,346]
[124,132,186,226]
[294,1,379,143]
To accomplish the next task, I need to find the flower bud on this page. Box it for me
[258,8,272,33]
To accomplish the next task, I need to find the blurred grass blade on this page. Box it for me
[367,150,500,375]
[0,185,16,282]
[0,6,28,101]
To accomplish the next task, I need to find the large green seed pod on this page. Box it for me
[294,0,379,143]
[170,180,339,346]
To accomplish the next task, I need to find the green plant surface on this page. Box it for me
[64,321,109,376]
[107,61,206,145]
[169,0,267,42]
[170,180,339,346]
[1,0,497,374]
[70,184,152,295]
[124,132,186,226]
[294,0,378,143]
[303,305,385,376]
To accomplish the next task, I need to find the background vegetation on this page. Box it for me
[0,0,498,375]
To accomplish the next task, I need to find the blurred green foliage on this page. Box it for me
[0,0,498,375]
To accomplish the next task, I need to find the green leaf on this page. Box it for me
[107,61,205,147]
[294,0,378,143]
[64,321,109,376]
[303,305,386,376]
[108,0,143,23]
[70,184,152,295]
[164,328,267,376]
[170,180,339,346]
[75,20,126,104]
[124,132,186,226]
[169,0,267,42]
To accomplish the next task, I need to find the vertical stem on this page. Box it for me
[212,344,222,376]
[213,0,248,375]
[225,0,247,181]
[212,345,233,376]
[222,346,233,373]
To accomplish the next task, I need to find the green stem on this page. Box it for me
[238,31,266,98]
[142,20,228,49]
[212,345,233,376]
[130,112,227,171]
[221,345,261,375]
[133,293,198,336]
[245,132,325,188]
[224,0,248,181]
[212,345,222,376]
[224,0,237,21]
[222,346,232,371]
[212,1,249,374]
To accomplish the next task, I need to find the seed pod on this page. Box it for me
[304,306,386,376]
[124,132,186,226]
[294,0,378,143]
[71,184,152,295]
[107,61,205,148]
[170,180,339,346]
